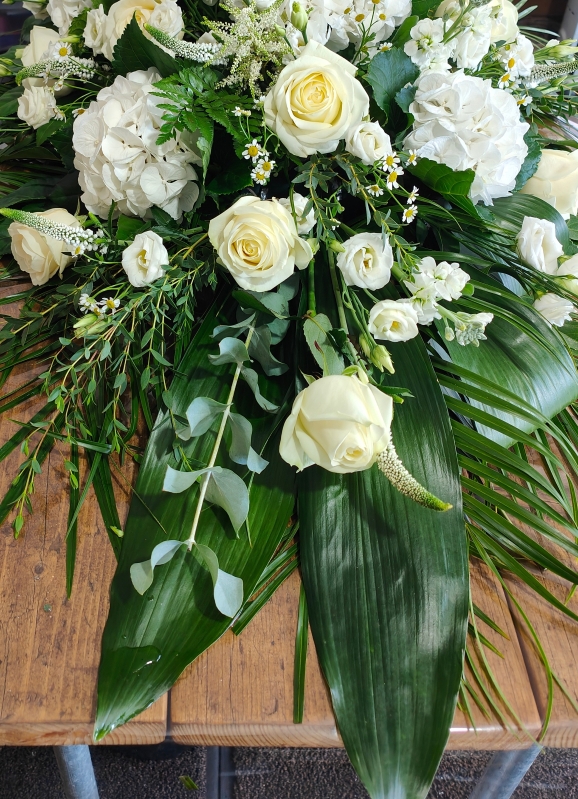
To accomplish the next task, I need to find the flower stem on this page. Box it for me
[186,327,254,551]
[307,259,316,316]
[328,249,349,333]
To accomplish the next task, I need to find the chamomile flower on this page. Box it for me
[53,107,66,121]
[382,151,400,172]
[71,243,85,256]
[517,94,532,106]
[402,206,418,223]
[79,293,98,313]
[386,168,403,189]
[407,186,419,204]
[72,108,86,117]
[233,106,243,116]
[498,72,512,89]
[367,184,384,197]
[380,42,392,52]
[99,297,120,314]
[243,139,264,162]
[251,166,269,185]
[406,149,418,166]
[52,41,72,60]
[258,157,275,175]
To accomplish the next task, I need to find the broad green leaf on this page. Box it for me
[130,539,185,595]
[185,397,227,438]
[195,544,244,618]
[95,296,295,739]
[208,337,250,366]
[303,314,345,376]
[206,158,252,195]
[300,335,467,799]
[514,126,542,191]
[409,158,477,214]
[391,14,418,46]
[228,412,269,473]
[112,16,179,77]
[443,273,578,446]
[205,467,250,532]
[116,215,147,241]
[366,48,419,117]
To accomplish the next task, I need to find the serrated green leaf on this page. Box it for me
[366,48,419,117]
[112,16,179,77]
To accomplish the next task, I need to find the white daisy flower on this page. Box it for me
[407,186,419,204]
[367,184,384,197]
[386,168,403,189]
[402,206,418,223]
[243,139,263,162]
[382,151,400,172]
[406,150,418,166]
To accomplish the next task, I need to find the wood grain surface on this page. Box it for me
[170,561,541,750]
[0,353,166,745]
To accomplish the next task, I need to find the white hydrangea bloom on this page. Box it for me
[72,69,200,220]
[404,70,529,205]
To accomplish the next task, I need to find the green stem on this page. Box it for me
[328,249,349,334]
[307,259,316,316]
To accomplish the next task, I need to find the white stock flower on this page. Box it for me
[368,298,419,342]
[404,18,448,68]
[89,0,184,60]
[279,374,393,474]
[404,70,529,205]
[533,293,574,327]
[336,232,393,290]
[516,216,563,274]
[208,196,313,292]
[520,149,578,220]
[122,231,168,287]
[73,69,200,220]
[263,41,369,158]
[436,0,492,70]
[17,85,56,129]
[278,192,316,235]
[344,121,393,166]
[489,0,519,44]
[405,256,470,303]
[46,0,92,34]
[8,208,79,285]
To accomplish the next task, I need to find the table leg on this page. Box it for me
[53,745,100,799]
[206,746,235,799]
[468,745,542,799]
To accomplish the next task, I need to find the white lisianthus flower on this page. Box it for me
[84,5,108,55]
[73,69,200,220]
[46,0,92,34]
[278,193,316,235]
[533,293,574,327]
[516,217,563,275]
[344,121,393,166]
[404,18,447,68]
[122,231,169,287]
[520,149,578,220]
[556,254,578,295]
[368,298,420,342]
[17,85,56,129]
[489,0,519,44]
[8,208,80,286]
[336,232,393,290]
[279,374,393,473]
[208,196,313,292]
[263,41,369,158]
[405,70,529,205]
[93,0,184,60]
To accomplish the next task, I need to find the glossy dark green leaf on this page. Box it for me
[112,16,179,78]
[299,336,468,799]
[366,48,418,117]
[409,158,476,214]
[95,296,295,739]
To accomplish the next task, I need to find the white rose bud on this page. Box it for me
[368,299,420,342]
[520,149,578,220]
[278,192,315,235]
[279,374,393,474]
[121,231,169,287]
[17,85,56,130]
[344,121,393,166]
[264,41,369,158]
[516,216,563,275]
[533,293,574,327]
[208,196,313,292]
[336,232,393,290]
[8,208,79,286]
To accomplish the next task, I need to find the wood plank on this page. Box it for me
[0,358,166,745]
[169,560,540,749]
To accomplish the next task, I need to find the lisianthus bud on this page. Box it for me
[0,64,11,77]
[359,332,372,359]
[291,2,308,31]
[327,239,346,253]
[307,237,319,254]
[370,345,394,374]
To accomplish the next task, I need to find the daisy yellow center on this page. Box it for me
[355,13,365,21]
[247,145,259,157]
[507,57,516,69]
[262,161,272,171]
[59,46,68,56]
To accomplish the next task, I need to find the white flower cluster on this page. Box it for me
[404,70,529,205]
[404,256,470,324]
[144,25,227,64]
[72,69,201,220]
[84,0,183,62]
[80,293,121,317]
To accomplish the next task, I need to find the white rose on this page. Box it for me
[336,232,393,290]
[208,196,313,292]
[489,0,519,44]
[279,374,393,473]
[20,26,60,66]
[9,208,79,286]
[17,85,56,129]
[122,231,168,287]
[520,149,578,220]
[46,0,92,34]
[278,192,316,235]
[100,0,183,60]
[533,293,574,327]
[368,298,420,342]
[556,253,578,295]
[344,121,393,166]
[516,216,563,275]
[84,5,108,55]
[263,41,369,158]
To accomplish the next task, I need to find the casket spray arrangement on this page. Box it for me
[2,0,578,792]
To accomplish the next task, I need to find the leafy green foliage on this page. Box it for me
[514,125,543,191]
[366,48,419,118]
[111,16,180,77]
[409,158,477,214]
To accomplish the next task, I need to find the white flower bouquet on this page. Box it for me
[2,0,578,793]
